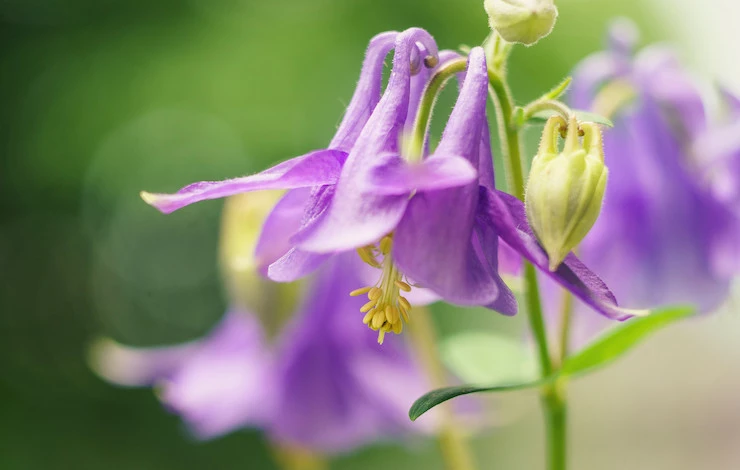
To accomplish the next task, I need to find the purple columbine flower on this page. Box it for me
[91,254,437,453]
[140,28,448,343]
[296,45,639,324]
[142,32,636,342]
[552,19,740,341]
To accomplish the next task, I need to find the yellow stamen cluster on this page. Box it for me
[350,235,413,344]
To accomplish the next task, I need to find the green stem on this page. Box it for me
[544,387,567,470]
[558,291,574,365]
[523,263,553,377]
[407,58,468,161]
[487,66,567,470]
[521,99,573,123]
[487,68,525,200]
[409,307,477,470]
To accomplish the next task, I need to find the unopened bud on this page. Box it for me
[484,0,558,46]
[525,116,608,271]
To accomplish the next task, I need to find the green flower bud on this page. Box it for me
[484,0,558,46]
[525,116,608,271]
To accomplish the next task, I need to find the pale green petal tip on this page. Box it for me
[139,190,158,206]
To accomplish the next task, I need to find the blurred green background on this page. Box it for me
[2,0,740,468]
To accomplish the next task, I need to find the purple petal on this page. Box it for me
[634,46,706,139]
[254,188,310,274]
[606,17,640,56]
[394,186,502,306]
[392,49,515,311]
[269,256,432,452]
[294,29,439,252]
[473,215,518,315]
[159,310,275,439]
[497,239,522,275]
[267,247,331,282]
[434,48,489,165]
[478,188,643,320]
[330,32,399,152]
[367,154,477,195]
[141,149,347,214]
[569,51,630,111]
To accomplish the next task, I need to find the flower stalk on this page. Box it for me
[487,64,568,470]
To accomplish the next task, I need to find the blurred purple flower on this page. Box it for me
[91,255,436,453]
[694,86,740,225]
[551,19,740,343]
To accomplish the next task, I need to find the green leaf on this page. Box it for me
[529,109,614,127]
[410,306,695,421]
[541,76,572,101]
[561,306,695,377]
[440,331,537,384]
[409,379,545,421]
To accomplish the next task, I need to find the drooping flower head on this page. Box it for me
[567,18,740,316]
[140,28,635,344]
[140,28,444,343]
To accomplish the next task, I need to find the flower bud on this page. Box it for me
[484,0,558,46]
[525,116,608,271]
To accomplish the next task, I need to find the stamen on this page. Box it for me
[350,287,373,297]
[360,300,377,313]
[371,310,386,329]
[395,280,412,292]
[368,287,382,300]
[362,311,375,325]
[357,246,381,268]
[379,235,393,255]
[349,233,416,344]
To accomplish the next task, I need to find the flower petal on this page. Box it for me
[293,29,439,253]
[367,154,477,195]
[270,256,431,452]
[394,186,502,306]
[478,187,643,320]
[394,48,515,312]
[160,310,275,439]
[141,149,347,214]
[634,45,706,138]
[330,32,399,152]
[254,188,310,274]
[569,51,630,111]
[267,247,331,282]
